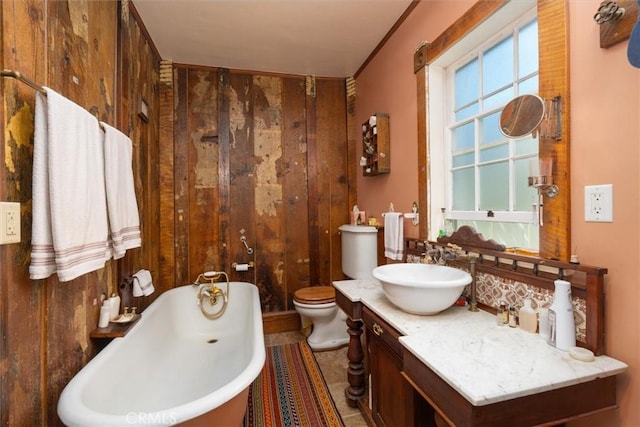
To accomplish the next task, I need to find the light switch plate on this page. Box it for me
[584,184,613,222]
[0,202,21,244]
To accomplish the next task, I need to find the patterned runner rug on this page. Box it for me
[244,341,345,427]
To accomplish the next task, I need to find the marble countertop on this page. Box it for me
[333,279,628,407]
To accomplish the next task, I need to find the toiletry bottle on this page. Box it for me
[518,298,537,333]
[497,302,508,326]
[98,300,110,328]
[508,306,517,328]
[109,293,121,321]
[538,307,550,339]
[547,279,576,350]
[439,208,447,237]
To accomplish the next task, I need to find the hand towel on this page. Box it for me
[29,91,56,279]
[384,212,404,261]
[132,269,155,297]
[101,122,141,259]
[30,88,110,282]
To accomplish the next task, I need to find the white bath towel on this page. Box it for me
[29,88,110,282]
[384,212,404,261]
[101,122,141,259]
[132,269,155,297]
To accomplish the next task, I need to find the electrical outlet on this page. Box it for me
[584,184,613,222]
[0,202,21,244]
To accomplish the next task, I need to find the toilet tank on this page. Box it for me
[339,224,378,279]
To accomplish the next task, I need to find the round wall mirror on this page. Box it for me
[499,94,545,138]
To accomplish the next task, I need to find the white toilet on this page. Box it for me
[293,224,378,351]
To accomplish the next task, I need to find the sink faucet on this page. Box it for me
[442,244,479,312]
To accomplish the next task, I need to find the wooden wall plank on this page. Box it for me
[316,79,349,282]
[217,68,231,275]
[159,71,176,287]
[173,68,190,286]
[1,0,160,424]
[1,1,47,423]
[227,72,256,287]
[186,68,219,278]
[305,78,320,286]
[252,75,286,311]
[44,2,114,424]
[282,77,310,307]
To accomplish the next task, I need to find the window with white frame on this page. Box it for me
[429,7,539,251]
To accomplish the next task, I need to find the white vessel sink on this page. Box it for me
[372,263,472,315]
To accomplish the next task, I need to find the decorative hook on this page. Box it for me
[594,1,625,24]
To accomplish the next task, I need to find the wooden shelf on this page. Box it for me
[362,113,390,176]
[90,314,141,339]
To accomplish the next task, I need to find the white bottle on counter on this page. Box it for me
[98,300,111,328]
[518,298,537,333]
[547,279,576,351]
[109,293,121,321]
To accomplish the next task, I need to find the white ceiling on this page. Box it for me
[132,0,414,78]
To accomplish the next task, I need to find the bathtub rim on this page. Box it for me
[57,281,265,427]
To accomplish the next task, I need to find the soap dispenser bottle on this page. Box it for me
[518,298,537,333]
[547,279,576,350]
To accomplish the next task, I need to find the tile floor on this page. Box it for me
[264,331,368,427]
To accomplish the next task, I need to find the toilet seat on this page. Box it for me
[294,286,335,305]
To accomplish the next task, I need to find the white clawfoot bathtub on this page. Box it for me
[58,282,265,426]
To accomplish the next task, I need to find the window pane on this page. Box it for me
[479,162,508,210]
[514,158,538,211]
[453,152,474,167]
[484,86,514,110]
[452,122,475,152]
[455,102,479,121]
[519,20,538,78]
[479,144,508,162]
[452,168,474,210]
[483,36,514,95]
[519,75,538,95]
[455,59,479,109]
[481,111,503,145]
[515,135,538,156]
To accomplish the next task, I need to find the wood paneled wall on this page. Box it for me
[164,67,352,312]
[1,1,353,424]
[0,1,160,425]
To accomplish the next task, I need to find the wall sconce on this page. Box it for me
[528,158,559,226]
[528,158,559,198]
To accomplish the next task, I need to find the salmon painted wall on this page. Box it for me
[354,0,475,238]
[355,1,639,426]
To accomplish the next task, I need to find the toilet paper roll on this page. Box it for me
[235,263,249,272]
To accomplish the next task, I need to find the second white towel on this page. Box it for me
[102,122,141,259]
[384,212,404,261]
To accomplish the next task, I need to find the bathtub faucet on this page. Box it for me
[193,271,230,320]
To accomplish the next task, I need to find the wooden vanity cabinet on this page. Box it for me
[363,307,435,427]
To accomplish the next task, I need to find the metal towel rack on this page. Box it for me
[2,68,107,129]
[1,69,47,94]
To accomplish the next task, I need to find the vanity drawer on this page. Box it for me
[363,306,404,358]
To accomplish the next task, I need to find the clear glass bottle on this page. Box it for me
[439,208,447,237]
[496,301,508,326]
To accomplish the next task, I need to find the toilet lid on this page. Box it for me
[294,286,335,304]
